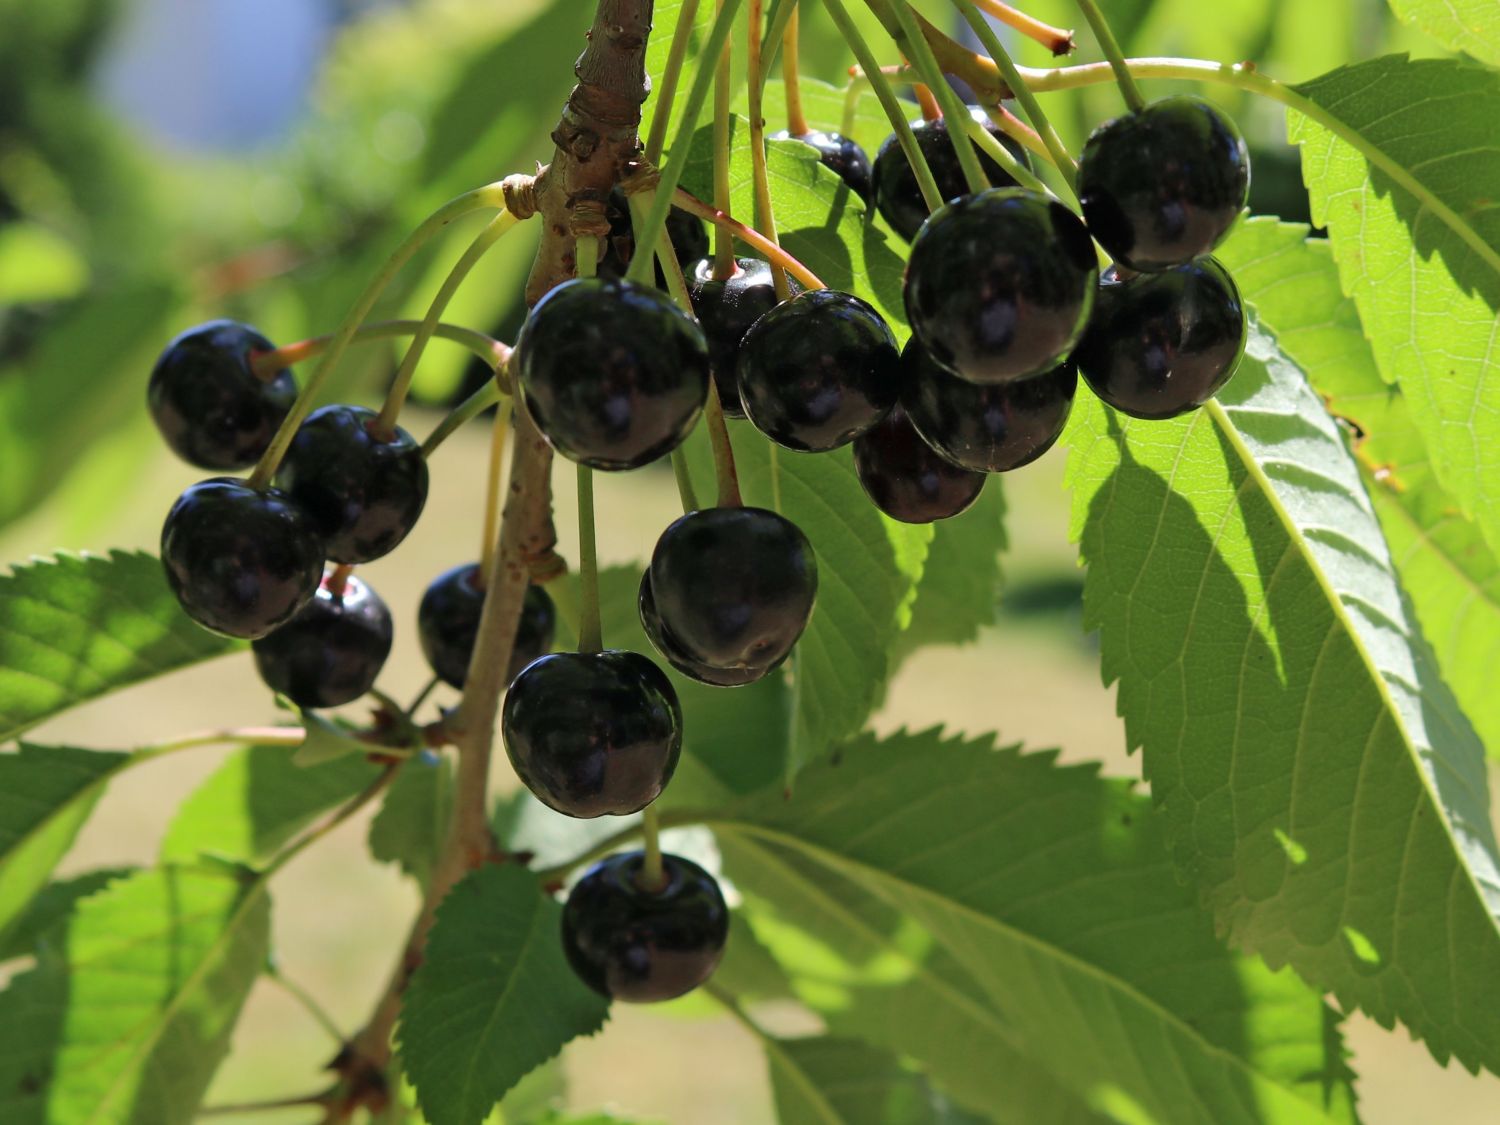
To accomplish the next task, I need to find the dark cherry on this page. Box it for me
[272,405,428,564]
[637,574,780,687]
[902,341,1076,473]
[516,277,709,470]
[1073,259,1247,420]
[905,188,1097,385]
[646,506,817,674]
[160,478,325,640]
[251,571,392,709]
[561,851,728,1003]
[853,405,987,524]
[737,289,900,452]
[502,650,682,818]
[687,257,800,420]
[416,563,556,689]
[598,188,710,281]
[872,109,1031,241]
[772,129,874,203]
[147,320,298,470]
[1077,95,1250,271]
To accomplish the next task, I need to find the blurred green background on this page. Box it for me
[3,0,1496,1120]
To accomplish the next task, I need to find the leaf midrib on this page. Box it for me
[705,818,1337,1123]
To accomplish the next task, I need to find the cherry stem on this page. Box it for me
[246,184,506,490]
[883,0,989,196]
[705,388,743,507]
[913,81,943,122]
[197,1093,332,1117]
[748,0,793,302]
[960,113,1050,194]
[406,675,441,716]
[626,0,747,286]
[972,0,1074,56]
[672,449,701,511]
[782,6,810,135]
[980,101,1049,163]
[575,232,599,281]
[712,0,737,280]
[841,74,866,137]
[146,726,306,757]
[419,374,509,460]
[251,319,509,381]
[479,405,512,588]
[644,0,704,164]
[1073,0,1145,111]
[955,0,1078,197]
[639,805,667,892]
[576,465,603,654]
[821,0,944,213]
[373,209,520,439]
[671,188,826,289]
[265,963,347,1046]
[325,563,354,598]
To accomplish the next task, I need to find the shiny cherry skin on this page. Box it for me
[561,851,729,1003]
[737,289,901,452]
[416,563,556,689]
[1077,96,1250,271]
[147,320,298,470]
[502,650,682,818]
[854,405,987,524]
[597,188,710,282]
[687,257,800,420]
[251,571,392,709]
[272,405,428,564]
[772,129,874,203]
[902,341,1076,473]
[1073,259,1247,420]
[905,188,1097,385]
[646,506,817,674]
[637,574,780,687]
[160,478,325,639]
[873,110,1030,241]
[516,278,710,471]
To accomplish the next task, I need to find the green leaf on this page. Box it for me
[0,866,271,1124]
[1289,55,1500,558]
[0,223,88,303]
[713,430,932,784]
[1217,217,1500,758]
[0,745,131,945]
[678,116,909,328]
[290,709,375,767]
[1386,0,1500,64]
[766,1035,977,1125]
[0,551,241,740]
[369,750,453,888]
[399,865,609,1125]
[0,868,132,962]
[161,744,380,867]
[698,729,1357,1123]
[1066,320,1500,1072]
[895,481,1006,660]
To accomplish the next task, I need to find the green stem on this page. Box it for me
[781,5,809,135]
[576,465,602,654]
[374,209,519,437]
[639,805,666,891]
[576,233,599,280]
[822,0,943,213]
[644,0,704,164]
[247,184,505,489]
[672,449,701,511]
[760,0,802,76]
[883,0,989,195]
[143,726,305,761]
[705,388,742,507]
[748,0,792,301]
[955,0,1078,196]
[535,821,646,884]
[478,405,512,587]
[712,0,737,279]
[265,963,347,1045]
[1073,0,1144,110]
[626,0,748,286]
[252,320,508,379]
[841,74,867,138]
[1020,56,1500,281]
[406,675,441,716]
[960,112,1049,194]
[419,379,507,459]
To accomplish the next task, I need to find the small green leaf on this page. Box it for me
[1386,0,1500,64]
[702,729,1358,1123]
[0,866,271,1124]
[399,865,609,1125]
[369,751,453,888]
[291,710,374,767]
[0,552,240,740]
[1289,55,1500,558]
[161,744,380,866]
[0,745,132,945]
[0,868,132,962]
[767,1035,978,1125]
